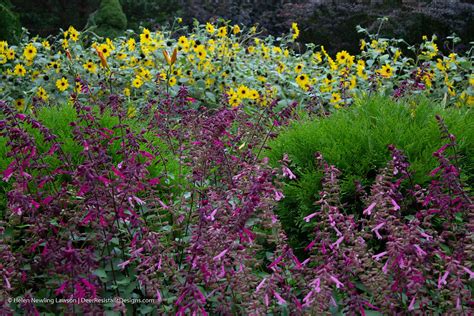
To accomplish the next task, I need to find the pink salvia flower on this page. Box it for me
[81,278,97,297]
[462,266,474,279]
[111,166,125,179]
[118,260,131,269]
[78,184,90,196]
[54,281,68,296]
[158,199,169,209]
[371,222,385,239]
[303,291,313,305]
[156,290,162,303]
[81,212,94,225]
[391,198,400,210]
[256,278,267,293]
[42,196,53,205]
[273,291,286,305]
[438,270,449,289]
[282,166,296,179]
[271,215,278,224]
[291,253,302,269]
[408,296,416,311]
[305,239,316,251]
[274,189,284,201]
[139,150,154,160]
[363,202,376,215]
[16,113,26,120]
[372,251,387,261]
[207,208,218,221]
[419,230,433,241]
[293,297,302,310]
[4,276,11,289]
[218,264,226,278]
[149,177,160,185]
[413,244,426,257]
[382,260,389,274]
[303,212,318,222]
[31,199,40,209]
[133,196,146,206]
[213,249,228,261]
[311,277,321,293]
[97,175,111,186]
[333,226,342,237]
[331,236,344,250]
[330,275,344,288]
[268,254,284,268]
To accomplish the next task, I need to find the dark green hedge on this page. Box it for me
[0,0,21,43]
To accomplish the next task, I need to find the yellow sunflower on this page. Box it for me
[379,64,394,78]
[56,77,69,92]
[23,43,37,61]
[14,64,26,76]
[296,74,310,89]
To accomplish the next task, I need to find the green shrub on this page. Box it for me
[0,0,21,43]
[266,96,473,252]
[91,0,127,38]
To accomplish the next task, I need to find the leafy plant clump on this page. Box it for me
[267,96,473,251]
[1,20,472,115]
[0,84,297,314]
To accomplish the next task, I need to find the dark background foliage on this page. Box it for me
[3,0,473,53]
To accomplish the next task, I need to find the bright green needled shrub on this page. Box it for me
[266,96,473,252]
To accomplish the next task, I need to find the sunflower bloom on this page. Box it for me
[379,64,394,78]
[291,23,300,40]
[296,74,310,90]
[56,77,69,92]
[14,64,26,76]
[23,43,37,61]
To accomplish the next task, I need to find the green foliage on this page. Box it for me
[92,0,127,38]
[0,0,21,43]
[0,103,185,212]
[266,96,474,252]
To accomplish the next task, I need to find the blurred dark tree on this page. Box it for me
[10,0,181,37]
[11,0,100,36]
[88,0,127,38]
[295,1,474,54]
[6,0,474,53]
[120,0,182,30]
[0,0,21,43]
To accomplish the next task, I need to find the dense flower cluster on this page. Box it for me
[0,21,472,315]
[0,21,472,115]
